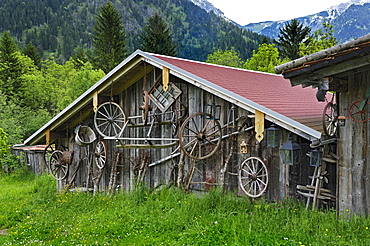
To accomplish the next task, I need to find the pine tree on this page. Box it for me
[91,1,127,73]
[275,19,311,60]
[140,13,177,56]
[22,42,41,68]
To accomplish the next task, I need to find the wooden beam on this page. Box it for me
[93,90,98,112]
[162,66,169,92]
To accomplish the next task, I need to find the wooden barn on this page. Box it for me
[18,50,328,203]
[275,33,370,215]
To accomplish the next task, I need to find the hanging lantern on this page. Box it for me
[206,103,221,120]
[266,124,279,148]
[240,141,248,154]
[338,116,346,126]
[310,148,323,167]
[281,134,301,165]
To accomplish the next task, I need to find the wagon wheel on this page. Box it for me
[238,157,269,198]
[43,143,55,168]
[94,141,107,169]
[49,150,69,180]
[348,100,370,122]
[94,102,126,137]
[139,91,151,125]
[322,102,338,137]
[179,112,222,160]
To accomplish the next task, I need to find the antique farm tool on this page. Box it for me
[349,87,370,122]
[238,157,269,198]
[322,93,337,137]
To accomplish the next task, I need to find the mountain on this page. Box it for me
[0,0,268,63]
[244,0,370,43]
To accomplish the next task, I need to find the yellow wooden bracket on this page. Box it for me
[255,110,265,142]
[162,67,169,92]
[93,90,98,112]
[46,128,50,145]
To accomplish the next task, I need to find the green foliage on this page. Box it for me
[0,128,19,172]
[91,1,127,73]
[275,19,311,60]
[0,0,267,62]
[1,178,370,245]
[244,43,289,73]
[140,12,177,56]
[300,20,338,57]
[206,49,243,68]
[22,42,41,68]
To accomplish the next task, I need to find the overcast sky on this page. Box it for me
[207,0,348,25]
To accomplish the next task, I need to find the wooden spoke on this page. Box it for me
[94,102,126,137]
[238,157,269,198]
[179,112,221,160]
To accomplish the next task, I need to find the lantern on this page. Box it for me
[206,103,221,120]
[338,116,346,126]
[240,141,248,154]
[319,77,332,91]
[281,134,301,165]
[310,148,322,167]
[266,124,279,148]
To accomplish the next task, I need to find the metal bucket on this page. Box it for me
[75,125,96,146]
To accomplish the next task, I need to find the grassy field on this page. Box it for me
[0,169,370,245]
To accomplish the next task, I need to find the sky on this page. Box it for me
[207,0,348,25]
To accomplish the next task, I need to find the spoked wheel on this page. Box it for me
[322,102,338,137]
[179,112,221,160]
[94,141,107,169]
[348,100,370,122]
[238,157,269,198]
[94,102,126,137]
[49,150,69,180]
[43,143,55,168]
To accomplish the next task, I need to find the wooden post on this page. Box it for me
[162,67,169,92]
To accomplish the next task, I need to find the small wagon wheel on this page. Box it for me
[139,90,151,125]
[238,157,269,198]
[348,100,370,122]
[322,102,338,137]
[94,102,126,137]
[49,150,69,180]
[94,141,107,169]
[43,143,55,168]
[179,112,221,160]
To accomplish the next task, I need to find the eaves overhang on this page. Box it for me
[23,51,146,146]
[275,33,370,88]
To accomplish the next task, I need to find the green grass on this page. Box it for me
[1,169,370,245]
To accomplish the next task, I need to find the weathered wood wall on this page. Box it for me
[13,65,325,203]
[337,70,370,215]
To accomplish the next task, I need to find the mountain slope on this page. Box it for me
[244,0,370,43]
[0,0,267,63]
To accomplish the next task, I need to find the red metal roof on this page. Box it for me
[153,55,326,132]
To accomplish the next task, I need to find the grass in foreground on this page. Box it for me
[0,169,370,245]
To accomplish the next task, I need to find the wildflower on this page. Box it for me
[366,227,369,230]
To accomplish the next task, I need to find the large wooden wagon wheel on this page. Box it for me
[179,112,221,160]
[49,150,70,180]
[94,102,126,137]
[94,141,107,169]
[348,100,370,122]
[322,102,337,137]
[238,157,269,198]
